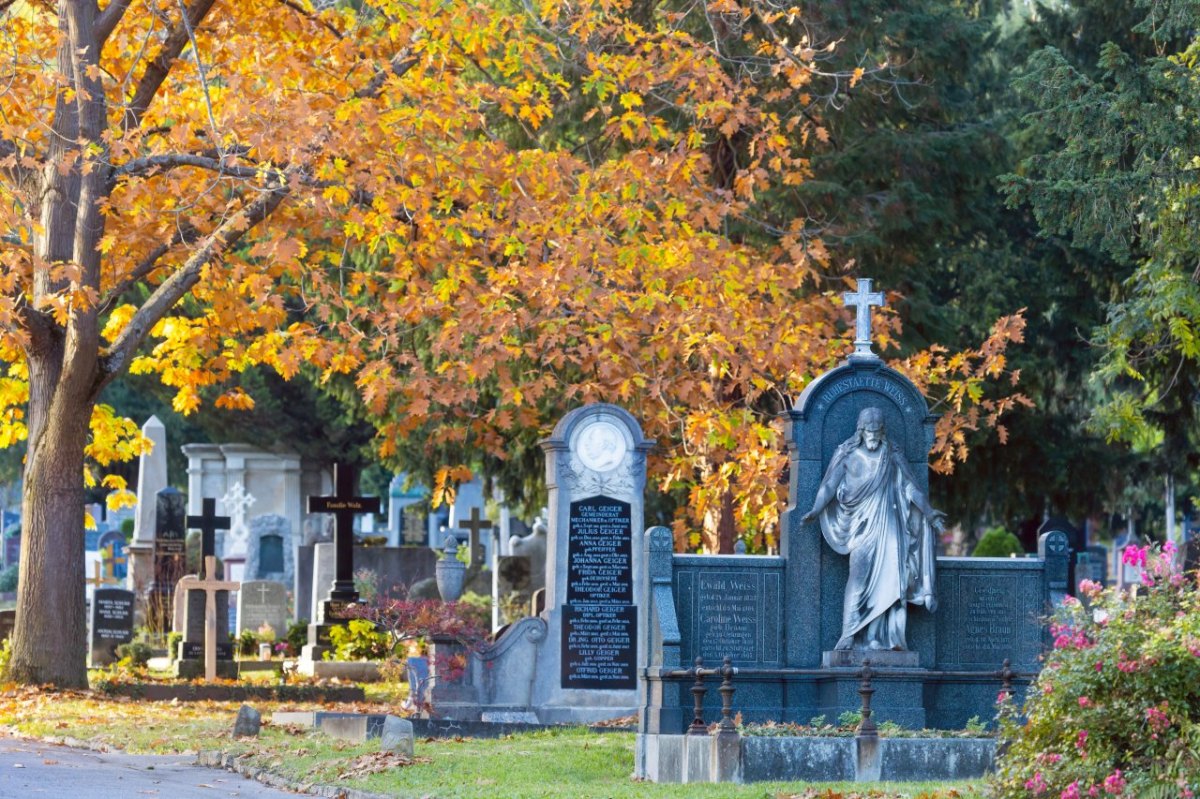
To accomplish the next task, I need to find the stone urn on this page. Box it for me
[435,537,466,601]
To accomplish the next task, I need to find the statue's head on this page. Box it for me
[856,407,885,451]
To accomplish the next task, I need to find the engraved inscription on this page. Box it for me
[815,375,913,413]
[696,572,759,662]
[562,496,636,688]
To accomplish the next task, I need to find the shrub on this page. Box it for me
[285,620,308,657]
[344,596,489,656]
[237,629,258,657]
[0,564,16,592]
[115,640,152,668]
[0,637,10,678]
[166,631,182,662]
[327,618,391,661]
[972,527,1024,558]
[990,543,1200,798]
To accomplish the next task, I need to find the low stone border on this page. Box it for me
[196,749,392,799]
[91,681,366,702]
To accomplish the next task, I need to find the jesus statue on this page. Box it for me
[801,407,944,651]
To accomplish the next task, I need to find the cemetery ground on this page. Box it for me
[0,686,983,799]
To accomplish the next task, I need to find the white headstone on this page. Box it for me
[310,541,336,622]
[133,416,167,544]
[237,580,289,639]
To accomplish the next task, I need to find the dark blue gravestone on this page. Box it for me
[89,587,135,666]
[640,278,1059,735]
[1038,517,1081,594]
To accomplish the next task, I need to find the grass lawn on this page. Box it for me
[0,685,986,799]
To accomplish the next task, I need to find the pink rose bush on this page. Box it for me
[990,543,1200,798]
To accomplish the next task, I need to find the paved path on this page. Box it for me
[0,735,305,798]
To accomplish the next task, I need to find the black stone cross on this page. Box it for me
[187,498,230,579]
[309,463,380,602]
[843,277,885,359]
[459,507,493,568]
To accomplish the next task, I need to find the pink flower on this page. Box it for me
[1140,570,1156,587]
[1163,540,1177,556]
[1088,787,1100,798]
[1027,771,1049,795]
[1103,769,1125,794]
[1079,579,1103,597]
[1094,661,1104,673]
[1122,545,1147,567]
[1145,703,1170,733]
[1075,729,1088,754]
[1078,696,1091,708]
[1061,781,1081,799]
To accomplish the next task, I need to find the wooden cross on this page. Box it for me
[85,561,108,589]
[843,277,886,360]
[187,498,230,577]
[459,507,493,568]
[192,555,239,681]
[308,464,380,602]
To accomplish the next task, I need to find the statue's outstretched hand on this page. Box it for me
[801,510,819,525]
[928,509,947,535]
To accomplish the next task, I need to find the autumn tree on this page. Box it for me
[0,0,1023,686]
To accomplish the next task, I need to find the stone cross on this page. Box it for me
[187,498,230,576]
[843,278,885,360]
[220,481,256,552]
[192,555,240,681]
[460,507,493,568]
[308,463,380,603]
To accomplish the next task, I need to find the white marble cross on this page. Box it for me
[220,481,256,555]
[843,278,886,360]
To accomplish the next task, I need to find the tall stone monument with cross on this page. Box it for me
[300,463,380,663]
[635,277,1066,769]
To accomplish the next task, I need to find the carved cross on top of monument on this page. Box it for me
[309,463,380,603]
[188,498,230,579]
[843,277,886,360]
[459,507,493,569]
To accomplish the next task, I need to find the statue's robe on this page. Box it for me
[817,440,937,650]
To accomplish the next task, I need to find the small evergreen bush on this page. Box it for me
[0,564,17,592]
[990,543,1200,798]
[972,527,1024,557]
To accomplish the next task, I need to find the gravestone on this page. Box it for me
[1084,544,1109,585]
[149,487,187,629]
[89,587,135,666]
[495,555,533,625]
[509,516,548,594]
[172,574,198,632]
[244,514,294,583]
[401,505,428,546]
[0,608,14,641]
[127,416,167,597]
[1039,517,1081,594]
[433,404,654,723]
[636,278,1062,762]
[176,501,236,678]
[236,580,288,639]
[308,541,335,622]
[85,528,102,551]
[300,464,380,663]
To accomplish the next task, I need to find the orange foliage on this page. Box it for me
[0,0,1024,558]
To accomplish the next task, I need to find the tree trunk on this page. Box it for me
[7,0,104,688]
[9,344,93,687]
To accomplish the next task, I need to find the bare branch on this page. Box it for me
[278,0,344,39]
[96,0,134,49]
[356,49,420,100]
[121,0,217,131]
[97,182,289,391]
[110,152,261,185]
